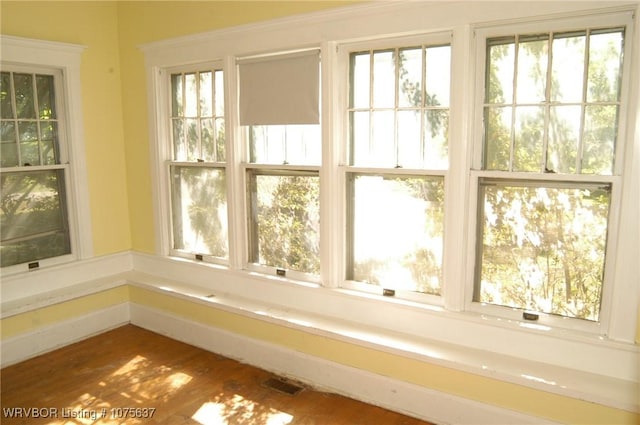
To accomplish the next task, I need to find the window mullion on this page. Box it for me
[9,73,23,167]
[420,46,427,168]
[577,29,592,174]
[394,48,400,167]
[224,54,245,271]
[509,35,519,172]
[542,33,553,173]
[196,72,202,161]
[369,51,374,159]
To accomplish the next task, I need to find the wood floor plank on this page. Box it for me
[1,325,434,425]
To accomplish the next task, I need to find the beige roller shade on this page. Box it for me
[238,50,320,126]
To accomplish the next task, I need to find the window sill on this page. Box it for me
[127,256,639,413]
[1,252,637,413]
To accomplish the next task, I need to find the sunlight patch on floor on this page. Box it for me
[192,395,294,425]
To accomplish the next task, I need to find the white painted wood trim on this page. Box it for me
[130,303,561,425]
[140,1,640,348]
[0,251,132,305]
[0,303,129,368]
[0,35,93,264]
[131,252,639,390]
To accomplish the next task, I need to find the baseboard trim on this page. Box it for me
[130,302,559,425]
[0,303,130,368]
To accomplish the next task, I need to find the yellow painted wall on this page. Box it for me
[1,2,638,423]
[1,1,132,256]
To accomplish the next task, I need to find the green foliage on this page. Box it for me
[173,167,228,257]
[255,175,320,274]
[478,30,621,319]
[0,171,70,266]
[479,184,609,320]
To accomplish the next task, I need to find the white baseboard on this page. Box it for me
[0,303,130,368]
[130,302,559,425]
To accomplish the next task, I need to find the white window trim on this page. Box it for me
[0,35,93,275]
[468,11,636,337]
[142,1,639,388]
[337,31,452,305]
[161,62,229,265]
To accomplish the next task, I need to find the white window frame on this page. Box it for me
[337,32,452,305]
[466,11,635,334]
[238,49,323,283]
[0,35,92,276]
[164,62,229,265]
[142,2,640,373]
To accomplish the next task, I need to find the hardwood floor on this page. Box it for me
[1,325,434,424]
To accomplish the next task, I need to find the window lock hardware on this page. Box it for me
[276,268,286,277]
[197,158,205,163]
[28,261,40,271]
[523,311,539,321]
[382,288,396,297]
[195,254,204,261]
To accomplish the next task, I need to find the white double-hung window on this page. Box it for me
[1,36,91,274]
[1,68,71,268]
[341,34,451,299]
[239,50,322,281]
[471,13,633,327]
[168,65,228,263]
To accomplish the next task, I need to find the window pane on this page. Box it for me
[18,121,40,166]
[547,105,581,173]
[372,50,395,108]
[398,47,422,108]
[1,170,71,267]
[184,73,198,117]
[214,70,224,116]
[215,117,226,162]
[171,74,183,116]
[186,118,199,161]
[551,33,585,103]
[172,118,185,160]
[587,30,623,103]
[371,110,395,166]
[171,70,225,163]
[425,45,451,107]
[476,181,610,321]
[484,106,512,170]
[513,106,544,172]
[14,73,36,119]
[249,125,320,165]
[171,166,228,258]
[486,39,514,104]
[40,121,59,165]
[582,105,617,174]
[1,72,13,119]
[350,44,450,170]
[249,173,319,274]
[397,110,421,168]
[350,110,370,165]
[516,36,548,104]
[36,75,56,119]
[199,71,212,117]
[350,52,370,108]
[350,174,443,295]
[201,118,215,161]
[424,109,449,169]
[1,122,18,167]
